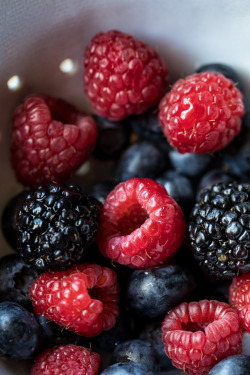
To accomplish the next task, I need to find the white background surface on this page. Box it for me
[1,0,250,373]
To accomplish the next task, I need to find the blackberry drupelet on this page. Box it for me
[188,182,250,278]
[17,182,102,272]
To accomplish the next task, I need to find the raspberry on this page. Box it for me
[229,273,250,333]
[29,263,120,337]
[158,72,244,154]
[83,30,169,121]
[17,182,102,273]
[31,344,102,375]
[162,300,243,374]
[11,94,98,186]
[96,178,185,269]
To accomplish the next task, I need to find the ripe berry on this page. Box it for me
[158,72,244,154]
[0,301,44,360]
[229,273,250,333]
[129,106,165,141]
[169,150,212,177]
[162,300,243,374]
[96,178,185,269]
[208,354,250,375]
[188,182,250,278]
[196,169,236,201]
[31,344,102,375]
[11,94,98,186]
[30,263,120,337]
[126,263,196,318]
[100,362,154,375]
[16,182,102,272]
[83,30,169,121]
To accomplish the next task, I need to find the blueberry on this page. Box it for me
[93,115,130,159]
[156,169,195,215]
[90,181,117,204]
[208,354,250,374]
[129,106,164,141]
[100,362,154,375]
[126,263,196,319]
[196,63,244,93]
[0,254,39,310]
[110,339,159,373]
[1,190,28,250]
[117,140,168,182]
[0,301,44,359]
[169,150,212,177]
[196,169,236,201]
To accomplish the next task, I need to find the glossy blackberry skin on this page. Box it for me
[129,106,165,141]
[110,339,159,374]
[196,63,244,93]
[0,254,39,310]
[17,182,102,272]
[1,190,29,250]
[208,354,250,375]
[189,182,250,278]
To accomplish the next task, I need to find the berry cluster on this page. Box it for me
[0,28,249,375]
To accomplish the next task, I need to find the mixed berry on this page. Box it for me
[1,28,250,375]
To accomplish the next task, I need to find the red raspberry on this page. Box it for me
[229,273,250,333]
[96,178,185,269]
[31,344,101,375]
[162,300,243,375]
[11,94,98,186]
[29,264,120,337]
[158,72,244,154]
[83,30,169,121]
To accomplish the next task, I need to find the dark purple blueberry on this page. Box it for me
[169,150,212,177]
[0,301,44,359]
[129,106,164,141]
[156,169,195,215]
[139,321,175,371]
[93,115,130,159]
[196,63,244,93]
[117,140,168,182]
[110,339,159,373]
[1,190,29,250]
[100,362,154,375]
[0,254,39,310]
[90,181,117,204]
[196,169,236,201]
[208,354,250,374]
[126,263,196,319]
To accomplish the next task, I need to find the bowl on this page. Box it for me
[1,0,250,374]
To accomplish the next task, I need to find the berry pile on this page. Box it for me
[1,28,250,375]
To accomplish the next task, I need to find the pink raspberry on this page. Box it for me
[29,264,120,337]
[229,273,250,333]
[83,30,169,121]
[31,344,101,375]
[96,178,185,269]
[162,300,243,374]
[11,94,98,186]
[158,72,244,154]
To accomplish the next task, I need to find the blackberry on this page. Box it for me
[188,182,250,278]
[16,182,102,272]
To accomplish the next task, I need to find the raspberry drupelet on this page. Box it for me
[11,94,98,186]
[29,263,120,337]
[83,30,169,121]
[229,273,250,333]
[96,178,185,269]
[162,300,243,375]
[158,71,244,154]
[31,344,102,375]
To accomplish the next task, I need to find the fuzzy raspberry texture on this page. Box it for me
[229,273,250,333]
[162,300,243,375]
[31,344,101,375]
[158,72,244,154]
[29,264,119,337]
[83,30,169,121]
[11,94,98,186]
[96,178,185,269]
